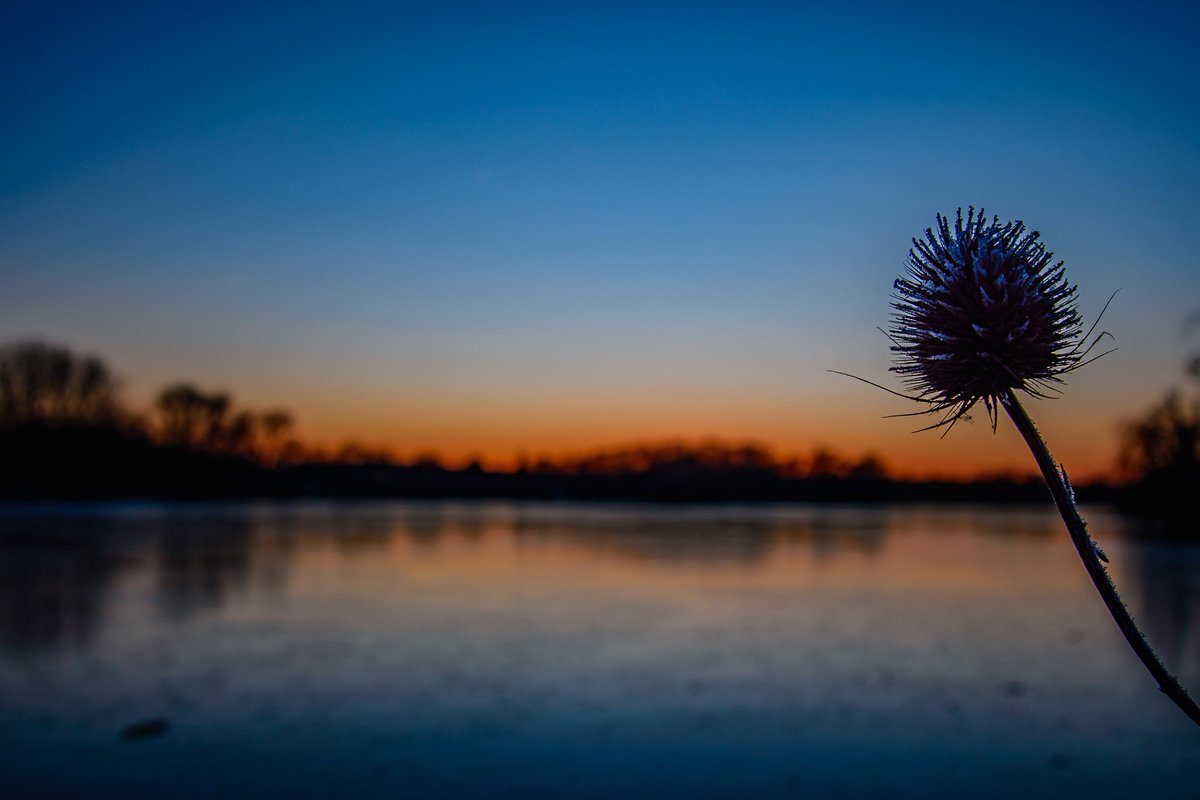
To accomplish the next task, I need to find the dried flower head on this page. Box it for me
[889,207,1108,431]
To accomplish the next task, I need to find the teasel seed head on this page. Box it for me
[889,207,1106,431]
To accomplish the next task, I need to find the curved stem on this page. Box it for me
[1000,389,1200,727]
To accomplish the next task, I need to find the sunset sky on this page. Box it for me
[2,1,1198,478]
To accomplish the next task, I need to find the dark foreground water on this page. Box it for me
[0,502,1198,798]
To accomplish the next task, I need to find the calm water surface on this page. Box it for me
[1,501,1198,798]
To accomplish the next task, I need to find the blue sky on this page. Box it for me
[2,1,1198,474]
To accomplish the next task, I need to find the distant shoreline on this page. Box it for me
[0,461,1118,506]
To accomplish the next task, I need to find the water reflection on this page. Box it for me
[1120,539,1200,673]
[1,502,1198,799]
[1,501,1196,655]
[156,515,255,621]
[0,514,132,651]
[506,505,888,565]
[0,502,899,651]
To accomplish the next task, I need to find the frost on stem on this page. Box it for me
[1060,463,1110,564]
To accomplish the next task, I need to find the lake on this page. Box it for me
[1,501,1198,798]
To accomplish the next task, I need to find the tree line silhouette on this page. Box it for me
[0,340,297,497]
[1115,328,1200,527]
[0,337,1191,514]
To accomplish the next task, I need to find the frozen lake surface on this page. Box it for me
[1,501,1198,798]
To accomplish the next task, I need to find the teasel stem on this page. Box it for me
[1000,388,1200,727]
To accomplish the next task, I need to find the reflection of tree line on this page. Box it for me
[0,515,131,650]
[504,507,888,565]
[5,504,1200,657]
[1120,541,1200,685]
[0,505,891,652]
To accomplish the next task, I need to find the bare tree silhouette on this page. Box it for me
[156,384,233,450]
[1119,391,1200,480]
[154,385,299,463]
[258,409,295,465]
[0,341,120,429]
[1118,330,1200,524]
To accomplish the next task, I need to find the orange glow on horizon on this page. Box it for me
[296,425,1118,483]
[260,362,1132,483]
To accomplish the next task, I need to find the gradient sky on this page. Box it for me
[2,1,1199,477]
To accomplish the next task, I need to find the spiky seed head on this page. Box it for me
[889,207,1086,430]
